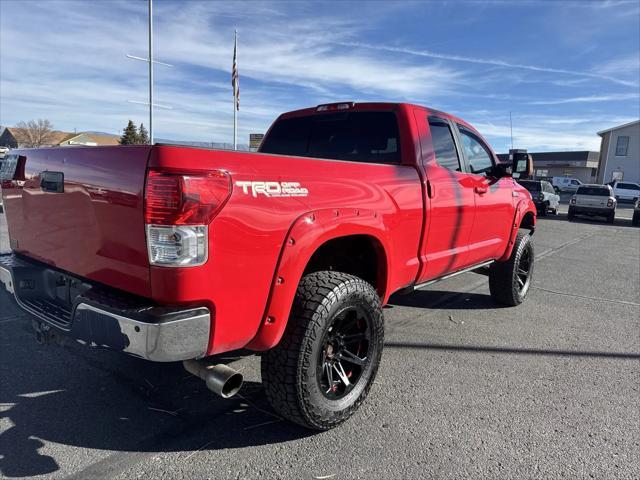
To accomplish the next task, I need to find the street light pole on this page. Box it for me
[126,0,172,144]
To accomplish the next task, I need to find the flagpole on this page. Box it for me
[233,29,238,151]
[149,0,154,145]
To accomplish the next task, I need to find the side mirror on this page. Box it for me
[490,162,513,178]
[512,153,533,179]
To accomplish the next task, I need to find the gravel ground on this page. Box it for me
[0,211,638,480]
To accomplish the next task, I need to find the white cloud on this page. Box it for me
[0,0,637,152]
[0,0,466,142]
[337,41,639,88]
[471,113,638,152]
[528,93,640,105]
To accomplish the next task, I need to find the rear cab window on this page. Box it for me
[260,111,401,164]
[576,186,610,196]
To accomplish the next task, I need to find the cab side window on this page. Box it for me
[458,128,494,174]
[428,117,461,172]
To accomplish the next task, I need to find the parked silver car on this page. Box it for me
[518,180,560,216]
[568,184,616,224]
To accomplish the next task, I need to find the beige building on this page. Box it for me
[498,151,600,183]
[597,120,640,184]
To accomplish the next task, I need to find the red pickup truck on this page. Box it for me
[0,102,536,430]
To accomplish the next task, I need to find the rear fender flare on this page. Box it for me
[499,199,536,261]
[245,208,391,351]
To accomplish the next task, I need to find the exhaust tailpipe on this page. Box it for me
[183,360,243,399]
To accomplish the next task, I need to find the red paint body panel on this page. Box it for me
[3,146,152,297]
[1,103,536,356]
[149,145,423,353]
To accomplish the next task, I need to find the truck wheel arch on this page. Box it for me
[245,208,391,351]
[499,202,536,262]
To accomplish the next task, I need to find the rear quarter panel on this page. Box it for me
[149,146,423,353]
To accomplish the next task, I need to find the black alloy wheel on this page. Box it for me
[317,305,372,400]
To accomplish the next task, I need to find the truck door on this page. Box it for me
[415,115,477,282]
[454,124,516,266]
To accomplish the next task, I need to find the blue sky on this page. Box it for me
[1,0,639,152]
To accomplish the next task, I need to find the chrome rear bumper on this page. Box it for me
[0,253,210,362]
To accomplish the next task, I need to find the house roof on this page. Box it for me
[84,133,120,145]
[597,120,640,136]
[63,132,120,146]
[5,127,76,145]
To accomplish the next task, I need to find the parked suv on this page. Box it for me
[568,184,616,223]
[608,181,640,203]
[552,176,583,193]
[518,180,560,216]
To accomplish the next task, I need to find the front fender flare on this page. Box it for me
[499,199,537,262]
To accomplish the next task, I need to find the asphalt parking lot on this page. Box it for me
[1,208,639,480]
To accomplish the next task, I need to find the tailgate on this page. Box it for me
[576,195,608,208]
[2,146,152,297]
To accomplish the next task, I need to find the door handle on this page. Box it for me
[427,180,435,198]
[474,186,488,195]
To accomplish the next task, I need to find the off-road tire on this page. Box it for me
[607,212,615,224]
[538,204,547,217]
[489,231,534,306]
[567,207,575,220]
[261,271,384,430]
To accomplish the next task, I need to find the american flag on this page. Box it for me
[232,31,239,111]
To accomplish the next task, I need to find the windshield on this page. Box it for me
[576,186,610,196]
[260,111,401,164]
[518,181,541,192]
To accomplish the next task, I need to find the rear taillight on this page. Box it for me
[607,198,615,207]
[570,196,576,205]
[144,169,231,267]
[145,170,231,225]
[538,193,544,201]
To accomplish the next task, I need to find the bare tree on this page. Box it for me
[14,119,56,147]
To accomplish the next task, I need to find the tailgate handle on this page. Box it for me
[40,171,64,193]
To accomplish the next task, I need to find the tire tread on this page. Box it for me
[261,271,383,430]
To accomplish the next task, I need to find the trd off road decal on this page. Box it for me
[235,181,309,198]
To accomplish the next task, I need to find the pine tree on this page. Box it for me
[138,123,149,144]
[119,120,139,145]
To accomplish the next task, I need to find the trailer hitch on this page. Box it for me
[32,320,66,346]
